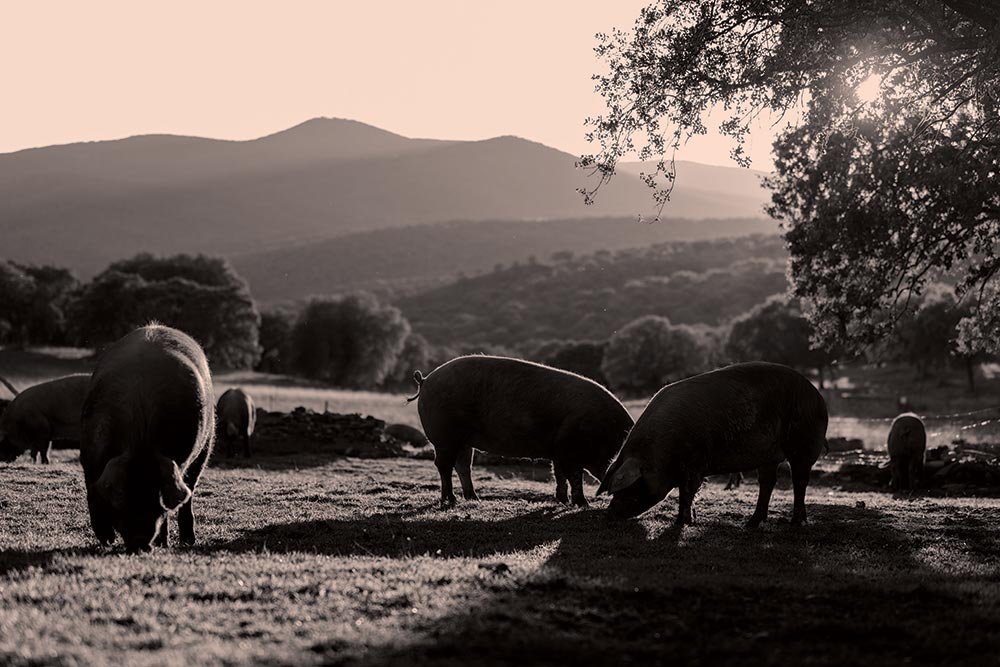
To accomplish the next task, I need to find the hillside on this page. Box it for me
[394,235,789,347]
[235,216,780,303]
[0,119,771,277]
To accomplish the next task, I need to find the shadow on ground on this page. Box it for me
[213,501,1000,666]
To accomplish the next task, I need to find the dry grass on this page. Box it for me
[2,449,1000,666]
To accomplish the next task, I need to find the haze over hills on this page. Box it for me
[0,118,773,279]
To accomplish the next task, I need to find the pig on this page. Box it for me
[80,324,214,553]
[0,374,90,464]
[409,355,634,508]
[215,388,255,458]
[887,412,926,492]
[597,362,828,527]
[384,423,429,448]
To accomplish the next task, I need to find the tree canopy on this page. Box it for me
[69,254,261,369]
[725,297,830,382]
[602,315,707,395]
[290,293,410,389]
[0,261,78,345]
[584,1,1000,353]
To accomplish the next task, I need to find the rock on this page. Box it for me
[251,407,405,459]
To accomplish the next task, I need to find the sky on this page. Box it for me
[1,1,778,167]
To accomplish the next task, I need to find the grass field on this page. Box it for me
[2,450,1000,666]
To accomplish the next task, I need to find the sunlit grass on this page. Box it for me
[2,452,999,665]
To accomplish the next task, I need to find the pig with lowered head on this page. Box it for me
[0,374,90,464]
[887,412,926,492]
[598,362,828,527]
[410,355,634,508]
[81,324,215,553]
[216,388,255,458]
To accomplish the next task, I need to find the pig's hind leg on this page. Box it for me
[746,461,779,528]
[178,444,211,545]
[155,521,169,548]
[788,457,814,526]
[434,447,459,508]
[454,446,479,501]
[676,470,702,526]
[568,467,589,508]
[553,460,569,504]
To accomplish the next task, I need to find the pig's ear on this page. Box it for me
[596,457,643,496]
[157,456,191,510]
[95,454,130,509]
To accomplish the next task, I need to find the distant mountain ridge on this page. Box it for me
[0,118,773,278]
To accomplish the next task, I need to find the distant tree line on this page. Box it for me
[2,235,990,394]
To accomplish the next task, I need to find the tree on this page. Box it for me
[890,291,985,390]
[0,262,39,344]
[602,315,707,395]
[257,306,297,373]
[584,1,1000,354]
[0,261,78,345]
[290,293,410,388]
[383,332,434,391]
[543,340,610,387]
[726,298,831,385]
[69,254,261,369]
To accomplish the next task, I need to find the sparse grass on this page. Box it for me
[2,450,1000,666]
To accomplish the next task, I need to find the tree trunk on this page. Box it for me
[965,357,977,393]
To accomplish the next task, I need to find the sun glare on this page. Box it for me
[855,73,883,104]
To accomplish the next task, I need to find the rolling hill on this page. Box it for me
[0,118,772,278]
[233,216,780,303]
[393,235,789,347]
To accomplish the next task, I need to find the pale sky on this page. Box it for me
[1,1,777,167]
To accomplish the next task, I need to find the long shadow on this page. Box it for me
[0,546,103,576]
[222,501,1000,666]
[207,450,348,472]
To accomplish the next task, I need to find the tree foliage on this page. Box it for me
[726,297,830,379]
[585,1,1000,353]
[398,235,787,347]
[69,254,261,369]
[0,261,79,345]
[291,293,410,389]
[602,315,707,396]
[257,306,298,373]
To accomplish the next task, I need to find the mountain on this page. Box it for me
[233,216,780,303]
[0,119,772,277]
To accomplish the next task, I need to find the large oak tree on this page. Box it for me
[584,1,1000,353]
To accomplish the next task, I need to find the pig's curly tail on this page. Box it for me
[405,371,424,404]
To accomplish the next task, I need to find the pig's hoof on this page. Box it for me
[745,515,765,529]
[463,491,480,501]
[571,496,589,508]
[790,515,807,528]
[555,491,569,504]
[180,534,196,546]
[440,495,457,509]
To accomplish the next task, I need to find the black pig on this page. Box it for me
[80,324,215,553]
[410,356,634,508]
[598,362,828,527]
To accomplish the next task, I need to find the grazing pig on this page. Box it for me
[81,324,214,553]
[0,374,90,464]
[724,472,743,490]
[887,412,926,492]
[216,388,255,458]
[384,423,429,448]
[409,355,634,508]
[597,362,828,527]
